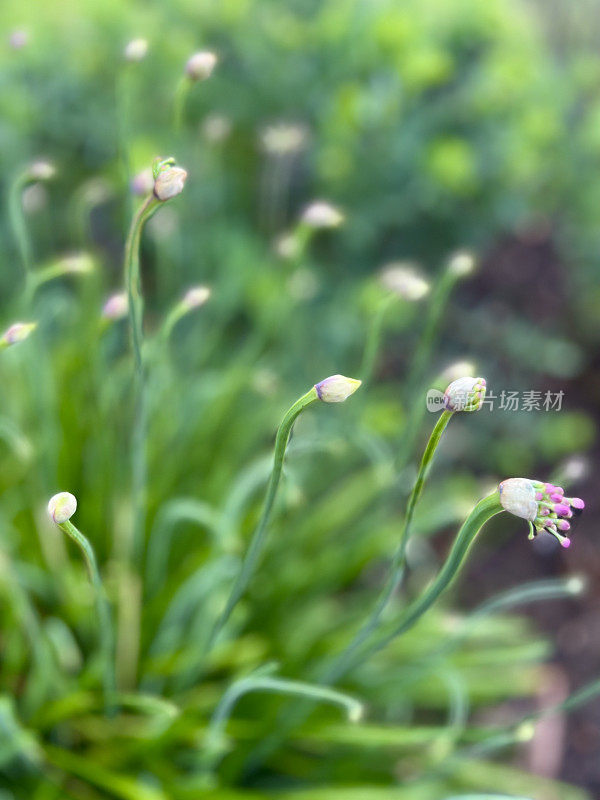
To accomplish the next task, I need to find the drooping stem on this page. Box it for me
[206,388,318,653]
[203,672,362,770]
[57,520,116,712]
[325,409,453,682]
[359,294,396,388]
[9,173,33,279]
[358,492,504,666]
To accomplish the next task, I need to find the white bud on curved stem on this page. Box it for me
[2,322,36,346]
[124,38,148,62]
[301,201,344,229]
[443,376,486,412]
[314,374,362,403]
[153,164,188,202]
[48,492,77,524]
[379,263,430,301]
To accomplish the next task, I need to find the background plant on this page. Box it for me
[0,0,597,798]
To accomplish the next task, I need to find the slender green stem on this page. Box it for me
[325,409,453,682]
[57,520,116,712]
[9,173,33,279]
[206,387,318,653]
[359,295,396,387]
[203,672,362,768]
[360,492,504,665]
[173,77,190,132]
[124,194,159,373]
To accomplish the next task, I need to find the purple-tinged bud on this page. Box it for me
[1,322,36,346]
[153,160,188,202]
[571,497,585,510]
[185,51,217,81]
[124,38,148,62]
[443,376,486,412]
[182,286,210,310]
[314,374,361,403]
[9,29,29,50]
[102,293,128,321]
[301,201,344,229]
[130,169,154,197]
[499,477,584,548]
[47,492,77,525]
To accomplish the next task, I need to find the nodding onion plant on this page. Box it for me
[47,493,116,713]
[206,374,361,655]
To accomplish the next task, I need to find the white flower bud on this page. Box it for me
[124,38,148,62]
[201,114,231,143]
[498,478,538,521]
[130,169,154,196]
[259,123,308,156]
[48,492,77,524]
[185,51,217,80]
[443,376,486,412]
[102,293,128,320]
[2,322,36,346]
[301,201,344,229]
[314,374,362,403]
[447,249,476,278]
[9,29,29,50]
[153,165,188,201]
[182,286,211,310]
[61,253,95,274]
[28,160,55,182]
[379,263,430,301]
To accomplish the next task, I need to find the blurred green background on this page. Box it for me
[0,0,598,798]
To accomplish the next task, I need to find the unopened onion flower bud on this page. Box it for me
[301,201,344,229]
[443,376,486,412]
[124,38,148,62]
[1,322,36,347]
[102,293,128,321]
[130,169,154,197]
[9,29,29,50]
[379,263,430,301]
[152,158,188,201]
[499,477,585,548]
[182,286,211,310]
[185,50,217,80]
[315,374,362,403]
[201,113,232,143]
[47,492,77,525]
[447,249,476,278]
[28,160,55,182]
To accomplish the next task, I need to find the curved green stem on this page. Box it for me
[58,520,116,713]
[360,492,503,665]
[206,387,318,652]
[359,295,396,387]
[203,671,362,769]
[9,173,33,279]
[326,409,453,682]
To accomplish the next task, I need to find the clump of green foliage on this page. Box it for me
[0,1,596,798]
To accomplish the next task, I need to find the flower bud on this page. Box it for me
[9,29,29,50]
[301,201,344,229]
[182,286,211,310]
[443,376,486,412]
[28,160,55,182]
[201,113,232,143]
[2,322,36,346]
[314,374,362,403]
[447,249,476,278]
[379,263,430,301]
[102,293,128,321]
[130,169,154,197]
[185,51,217,80]
[259,123,308,156]
[124,38,148,62]
[499,477,585,548]
[48,492,77,524]
[153,159,188,202]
